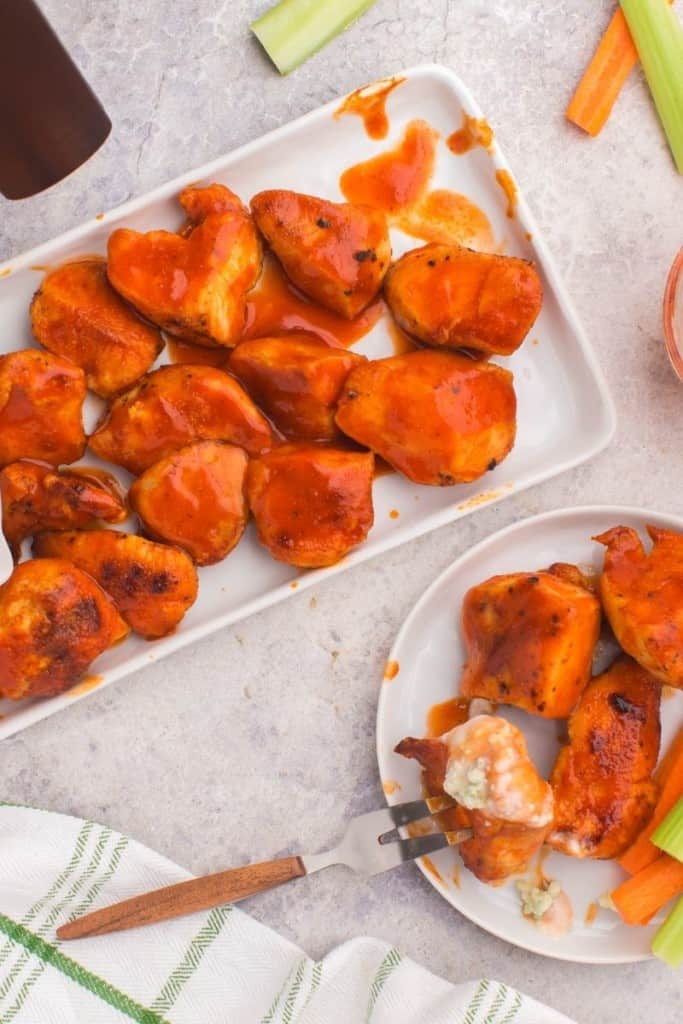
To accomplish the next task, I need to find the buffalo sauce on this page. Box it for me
[495,169,518,219]
[335,76,406,140]
[66,465,127,505]
[340,119,438,215]
[421,856,445,884]
[384,659,400,680]
[243,255,383,349]
[166,338,227,367]
[401,190,493,249]
[385,317,415,355]
[340,119,493,249]
[426,697,470,737]
[447,114,494,155]
[67,674,104,697]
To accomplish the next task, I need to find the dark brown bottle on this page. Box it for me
[0,0,110,199]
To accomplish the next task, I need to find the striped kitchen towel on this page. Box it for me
[0,804,573,1023]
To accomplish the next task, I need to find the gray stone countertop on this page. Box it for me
[3,2,683,1021]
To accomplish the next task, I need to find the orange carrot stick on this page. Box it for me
[612,854,683,926]
[619,728,683,875]
[566,8,638,136]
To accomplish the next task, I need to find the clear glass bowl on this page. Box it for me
[664,247,683,380]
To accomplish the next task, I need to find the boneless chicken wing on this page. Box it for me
[33,530,198,639]
[384,243,542,357]
[247,445,374,567]
[228,333,365,441]
[250,190,390,318]
[107,183,262,347]
[548,656,661,859]
[1,461,126,558]
[396,716,554,883]
[335,350,516,485]
[596,525,683,689]
[88,364,271,475]
[0,350,86,467]
[30,258,163,397]
[460,568,601,718]
[129,441,248,566]
[0,558,128,699]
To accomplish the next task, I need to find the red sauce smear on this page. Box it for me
[335,76,406,140]
[384,659,400,680]
[447,114,494,155]
[426,697,470,737]
[243,255,383,350]
[341,119,493,250]
[341,119,438,215]
[421,855,445,884]
[495,169,518,219]
[400,190,493,249]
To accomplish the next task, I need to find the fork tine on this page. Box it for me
[353,795,455,837]
[365,828,472,876]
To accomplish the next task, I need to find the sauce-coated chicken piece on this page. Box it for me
[460,568,601,718]
[33,530,198,639]
[0,558,128,699]
[107,183,262,347]
[89,364,272,475]
[596,525,683,689]
[0,461,126,558]
[228,333,366,441]
[250,190,390,318]
[335,349,516,485]
[247,445,374,567]
[0,349,86,467]
[548,656,661,859]
[129,441,248,566]
[396,715,554,883]
[30,258,163,397]
[384,243,543,357]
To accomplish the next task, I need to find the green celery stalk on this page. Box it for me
[652,894,683,967]
[251,0,378,75]
[619,0,683,173]
[653,796,683,860]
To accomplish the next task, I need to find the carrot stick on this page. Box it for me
[612,854,683,926]
[619,728,683,875]
[566,8,638,136]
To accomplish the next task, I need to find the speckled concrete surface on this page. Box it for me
[2,2,683,1021]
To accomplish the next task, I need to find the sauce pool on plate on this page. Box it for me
[426,697,471,737]
[243,255,383,349]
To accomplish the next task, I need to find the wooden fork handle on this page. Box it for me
[57,855,306,941]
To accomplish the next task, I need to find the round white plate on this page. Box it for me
[376,506,683,963]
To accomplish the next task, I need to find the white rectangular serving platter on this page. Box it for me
[0,64,615,738]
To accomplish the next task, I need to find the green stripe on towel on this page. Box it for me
[0,914,171,1024]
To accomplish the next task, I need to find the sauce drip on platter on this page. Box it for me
[335,77,406,140]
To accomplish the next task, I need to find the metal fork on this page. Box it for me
[57,797,471,941]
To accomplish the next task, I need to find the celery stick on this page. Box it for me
[653,796,683,860]
[652,895,683,967]
[619,0,683,173]
[251,0,379,75]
